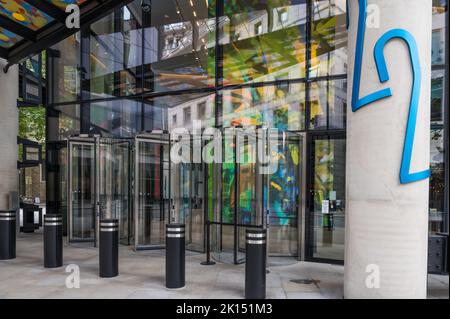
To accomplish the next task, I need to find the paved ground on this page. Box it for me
[0,232,448,299]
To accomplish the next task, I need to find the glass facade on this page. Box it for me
[45,0,448,263]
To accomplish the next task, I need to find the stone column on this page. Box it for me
[345,0,432,298]
[0,59,19,210]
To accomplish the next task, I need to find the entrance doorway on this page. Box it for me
[210,128,306,264]
[67,136,132,246]
[133,131,205,251]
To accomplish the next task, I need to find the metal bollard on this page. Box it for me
[166,224,185,288]
[245,228,267,299]
[0,210,16,260]
[44,214,63,268]
[99,219,119,278]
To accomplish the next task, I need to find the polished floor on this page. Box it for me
[0,232,448,299]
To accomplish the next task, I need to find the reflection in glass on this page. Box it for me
[144,92,215,131]
[309,79,346,130]
[89,2,142,98]
[222,84,305,130]
[143,0,215,92]
[310,0,347,78]
[431,70,445,125]
[432,0,447,65]
[222,0,307,84]
[49,34,81,103]
[430,129,446,234]
[90,99,141,137]
[310,136,345,261]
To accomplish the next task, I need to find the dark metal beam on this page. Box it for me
[0,47,8,60]
[0,16,36,42]
[24,0,67,24]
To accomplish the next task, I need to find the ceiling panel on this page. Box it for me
[0,26,22,48]
[44,0,88,10]
[0,0,54,31]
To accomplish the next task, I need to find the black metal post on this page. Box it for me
[201,220,215,266]
[166,223,185,288]
[0,210,16,260]
[245,228,267,299]
[99,219,119,278]
[44,214,63,268]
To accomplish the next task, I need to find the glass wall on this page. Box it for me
[46,0,448,263]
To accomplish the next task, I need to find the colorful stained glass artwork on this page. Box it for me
[0,26,22,48]
[45,0,87,10]
[0,0,53,31]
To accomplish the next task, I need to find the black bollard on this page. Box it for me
[44,214,63,268]
[99,219,119,278]
[0,210,16,260]
[245,228,267,299]
[166,223,185,288]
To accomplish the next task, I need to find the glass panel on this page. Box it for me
[145,92,216,131]
[98,139,131,245]
[432,0,447,66]
[89,2,142,98]
[309,79,346,130]
[310,136,345,261]
[222,0,307,85]
[267,132,302,257]
[57,105,81,139]
[431,69,445,125]
[90,99,141,137]
[143,0,215,93]
[0,27,22,48]
[0,0,53,30]
[135,135,170,248]
[70,142,96,242]
[222,83,306,130]
[430,129,446,234]
[49,34,81,103]
[310,0,347,78]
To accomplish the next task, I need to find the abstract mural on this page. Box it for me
[0,0,53,31]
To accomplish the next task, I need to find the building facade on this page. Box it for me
[29,0,448,266]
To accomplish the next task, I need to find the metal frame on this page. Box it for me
[67,136,98,245]
[133,132,171,251]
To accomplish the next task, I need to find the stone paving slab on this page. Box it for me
[0,232,447,299]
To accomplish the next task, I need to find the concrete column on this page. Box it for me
[345,0,432,298]
[0,59,19,210]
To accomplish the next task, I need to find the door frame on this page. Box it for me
[305,131,346,265]
[134,132,171,250]
[67,136,99,246]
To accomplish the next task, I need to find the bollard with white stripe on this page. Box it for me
[165,224,185,288]
[0,210,16,260]
[99,219,119,278]
[245,228,267,299]
[44,214,63,268]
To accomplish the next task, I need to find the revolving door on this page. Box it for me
[67,136,132,246]
[134,132,205,251]
[210,128,305,264]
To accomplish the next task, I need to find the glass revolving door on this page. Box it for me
[67,136,132,246]
[134,132,171,250]
[210,128,304,264]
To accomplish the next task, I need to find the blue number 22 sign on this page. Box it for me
[349,0,430,184]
